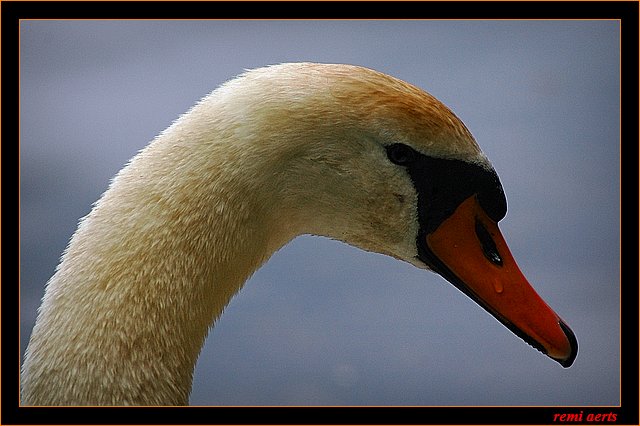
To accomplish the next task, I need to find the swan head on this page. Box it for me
[198,63,577,367]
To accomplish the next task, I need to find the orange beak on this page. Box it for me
[423,195,577,367]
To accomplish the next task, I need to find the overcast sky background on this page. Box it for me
[19,20,619,406]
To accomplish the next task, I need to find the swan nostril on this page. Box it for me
[475,219,503,266]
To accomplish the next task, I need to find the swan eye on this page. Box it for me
[386,143,416,166]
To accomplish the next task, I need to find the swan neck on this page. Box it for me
[21,122,293,405]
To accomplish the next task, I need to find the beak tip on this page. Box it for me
[552,320,579,368]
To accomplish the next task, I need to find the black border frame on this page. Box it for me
[4,1,638,425]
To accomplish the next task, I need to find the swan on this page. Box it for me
[21,62,577,406]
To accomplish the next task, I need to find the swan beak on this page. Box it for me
[424,195,578,367]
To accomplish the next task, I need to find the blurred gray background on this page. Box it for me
[19,20,619,406]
